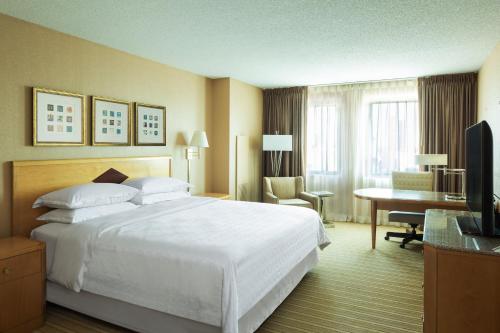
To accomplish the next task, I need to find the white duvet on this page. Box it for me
[48,197,330,333]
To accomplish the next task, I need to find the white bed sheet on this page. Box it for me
[31,222,68,272]
[46,249,319,333]
[39,197,330,333]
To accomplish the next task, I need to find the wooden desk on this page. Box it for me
[353,188,466,249]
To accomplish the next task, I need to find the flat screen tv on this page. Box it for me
[465,120,495,236]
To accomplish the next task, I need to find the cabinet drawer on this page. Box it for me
[0,273,44,331]
[0,251,41,284]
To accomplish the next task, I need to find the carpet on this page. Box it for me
[36,222,423,333]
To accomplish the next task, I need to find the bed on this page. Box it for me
[12,156,330,333]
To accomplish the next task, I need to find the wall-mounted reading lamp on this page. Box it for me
[185,130,209,185]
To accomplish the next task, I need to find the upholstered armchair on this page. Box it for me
[263,176,320,212]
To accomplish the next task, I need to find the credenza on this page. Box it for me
[423,209,500,333]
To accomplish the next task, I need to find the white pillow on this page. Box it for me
[37,202,138,224]
[123,177,192,195]
[131,191,191,205]
[33,183,139,209]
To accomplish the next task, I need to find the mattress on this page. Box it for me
[33,197,330,333]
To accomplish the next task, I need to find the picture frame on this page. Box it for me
[33,87,86,146]
[92,96,131,146]
[134,103,166,146]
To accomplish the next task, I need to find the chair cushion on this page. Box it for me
[388,211,425,225]
[270,178,297,199]
[278,198,313,209]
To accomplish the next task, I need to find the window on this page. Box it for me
[369,101,419,176]
[306,105,340,174]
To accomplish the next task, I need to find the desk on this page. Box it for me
[353,188,466,249]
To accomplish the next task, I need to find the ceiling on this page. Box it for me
[1,0,499,88]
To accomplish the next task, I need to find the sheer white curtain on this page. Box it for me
[306,85,358,221]
[306,80,418,225]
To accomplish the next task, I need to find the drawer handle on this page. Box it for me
[2,267,11,275]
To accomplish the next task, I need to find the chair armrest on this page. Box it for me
[263,192,279,204]
[299,192,320,212]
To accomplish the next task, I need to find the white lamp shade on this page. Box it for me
[190,130,209,148]
[415,154,448,166]
[262,135,293,151]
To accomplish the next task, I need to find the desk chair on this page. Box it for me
[263,176,320,213]
[385,171,433,248]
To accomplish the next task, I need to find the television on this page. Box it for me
[463,120,496,236]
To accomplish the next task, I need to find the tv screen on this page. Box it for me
[465,120,495,236]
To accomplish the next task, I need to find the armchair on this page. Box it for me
[263,176,320,212]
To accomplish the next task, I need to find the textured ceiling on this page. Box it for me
[1,0,499,88]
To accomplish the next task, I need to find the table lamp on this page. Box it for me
[186,130,209,185]
[263,134,293,177]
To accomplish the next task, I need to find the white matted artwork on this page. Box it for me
[92,97,131,146]
[33,87,85,146]
[135,103,166,146]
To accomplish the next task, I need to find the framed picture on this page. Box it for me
[92,96,131,146]
[33,87,85,146]
[134,103,166,146]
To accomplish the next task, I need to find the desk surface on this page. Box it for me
[353,188,466,207]
[424,209,500,256]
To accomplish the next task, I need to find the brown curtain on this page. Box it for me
[263,86,307,178]
[418,72,478,192]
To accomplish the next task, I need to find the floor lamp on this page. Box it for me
[186,130,209,186]
[263,134,293,177]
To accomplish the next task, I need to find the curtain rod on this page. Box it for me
[308,76,417,88]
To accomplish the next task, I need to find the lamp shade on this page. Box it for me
[190,130,209,148]
[415,154,448,166]
[262,135,293,151]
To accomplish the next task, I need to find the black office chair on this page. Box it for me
[384,171,433,248]
[385,211,424,248]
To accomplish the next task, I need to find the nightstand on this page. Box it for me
[0,237,45,333]
[197,192,231,200]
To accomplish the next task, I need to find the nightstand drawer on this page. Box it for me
[0,251,41,284]
[0,273,44,332]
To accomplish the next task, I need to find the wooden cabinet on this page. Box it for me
[424,244,500,333]
[0,237,45,333]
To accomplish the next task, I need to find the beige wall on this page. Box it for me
[0,14,213,236]
[208,78,263,200]
[229,79,263,201]
[478,42,500,195]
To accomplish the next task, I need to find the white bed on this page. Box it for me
[32,196,330,333]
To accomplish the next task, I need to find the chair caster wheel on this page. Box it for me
[400,244,405,249]
[384,236,389,241]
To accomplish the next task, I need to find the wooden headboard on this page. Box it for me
[12,156,172,237]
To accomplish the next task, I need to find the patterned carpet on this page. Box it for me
[36,222,423,333]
